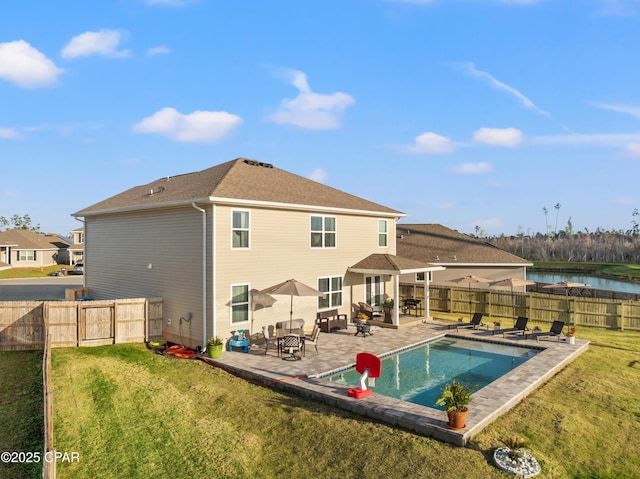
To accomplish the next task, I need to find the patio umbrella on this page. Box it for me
[449,275,491,320]
[542,281,591,325]
[249,289,278,335]
[259,279,324,332]
[490,277,536,320]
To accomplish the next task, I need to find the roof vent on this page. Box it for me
[146,186,165,197]
[243,159,274,168]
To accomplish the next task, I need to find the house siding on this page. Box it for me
[84,206,206,347]
[213,204,396,338]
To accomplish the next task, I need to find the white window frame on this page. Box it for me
[317,275,343,310]
[231,209,250,249]
[18,250,35,261]
[378,219,388,248]
[416,271,432,282]
[230,283,250,325]
[310,215,337,248]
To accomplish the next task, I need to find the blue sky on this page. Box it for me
[2,0,640,237]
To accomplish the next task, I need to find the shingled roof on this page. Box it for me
[74,158,404,217]
[0,229,70,250]
[396,224,531,265]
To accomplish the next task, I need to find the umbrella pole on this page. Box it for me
[289,295,293,333]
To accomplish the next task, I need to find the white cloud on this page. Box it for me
[405,131,455,154]
[0,40,63,88]
[596,0,639,15]
[531,132,640,147]
[133,107,243,142]
[147,45,170,56]
[592,102,640,119]
[473,127,523,147]
[615,196,635,206]
[0,128,24,140]
[626,142,640,157]
[61,30,130,59]
[449,162,494,174]
[460,62,550,117]
[308,168,328,183]
[266,69,355,129]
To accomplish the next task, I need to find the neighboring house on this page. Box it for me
[396,224,533,287]
[72,158,442,349]
[69,227,84,264]
[0,229,72,267]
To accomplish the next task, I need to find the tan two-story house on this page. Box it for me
[73,158,440,349]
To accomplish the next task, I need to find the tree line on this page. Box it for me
[480,207,640,263]
[0,214,41,232]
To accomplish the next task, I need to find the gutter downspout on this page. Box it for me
[191,202,207,351]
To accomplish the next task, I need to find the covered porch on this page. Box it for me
[348,253,445,326]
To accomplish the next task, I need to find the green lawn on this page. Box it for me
[0,265,75,279]
[49,326,640,479]
[0,351,43,479]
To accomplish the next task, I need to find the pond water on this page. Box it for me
[527,272,640,295]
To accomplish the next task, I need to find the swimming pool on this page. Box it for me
[323,336,539,409]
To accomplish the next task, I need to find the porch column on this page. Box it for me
[424,276,430,319]
[394,274,400,325]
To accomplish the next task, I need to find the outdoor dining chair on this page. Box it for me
[305,325,321,354]
[262,326,278,356]
[282,334,302,360]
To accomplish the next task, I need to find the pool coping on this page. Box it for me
[207,321,589,446]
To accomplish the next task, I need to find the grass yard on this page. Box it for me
[0,350,44,479]
[0,265,75,279]
[51,327,640,479]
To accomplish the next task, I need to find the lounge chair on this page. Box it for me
[496,316,529,337]
[528,320,565,341]
[453,312,484,331]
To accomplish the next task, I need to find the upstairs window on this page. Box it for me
[310,216,336,248]
[378,219,388,247]
[232,210,250,248]
[318,276,343,309]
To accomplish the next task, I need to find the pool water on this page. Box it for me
[323,337,538,409]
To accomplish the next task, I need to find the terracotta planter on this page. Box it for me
[446,408,469,430]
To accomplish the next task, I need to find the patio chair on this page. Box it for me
[453,312,484,331]
[262,326,278,356]
[496,316,529,337]
[281,334,302,360]
[528,320,565,341]
[305,325,321,354]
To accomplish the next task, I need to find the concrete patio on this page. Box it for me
[208,319,589,446]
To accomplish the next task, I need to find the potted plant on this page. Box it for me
[207,336,224,359]
[382,298,394,323]
[566,326,576,345]
[435,379,477,430]
[493,321,502,331]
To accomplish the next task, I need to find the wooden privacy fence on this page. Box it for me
[0,298,163,351]
[401,284,640,331]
